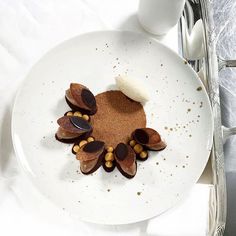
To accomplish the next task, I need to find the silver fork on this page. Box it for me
[218,57,236,71]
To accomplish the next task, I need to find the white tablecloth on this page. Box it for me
[213,0,236,235]
[0,1,219,235]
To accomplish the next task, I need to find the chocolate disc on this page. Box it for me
[81,89,96,109]
[115,143,128,161]
[83,141,105,153]
[70,116,92,131]
[134,129,149,144]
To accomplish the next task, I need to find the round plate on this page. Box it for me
[12,31,213,224]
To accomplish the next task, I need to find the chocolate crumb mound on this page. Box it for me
[91,91,146,147]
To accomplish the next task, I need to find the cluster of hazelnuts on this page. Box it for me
[129,140,148,160]
[65,110,90,121]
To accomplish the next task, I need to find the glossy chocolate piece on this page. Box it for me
[77,141,105,174]
[133,128,167,151]
[114,143,137,178]
[70,116,91,131]
[81,89,96,110]
[115,143,128,161]
[65,83,97,115]
[56,116,92,143]
[133,129,149,144]
[83,141,104,153]
[56,128,92,143]
[57,116,92,134]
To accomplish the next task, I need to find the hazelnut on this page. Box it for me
[129,140,136,147]
[140,151,148,159]
[133,144,143,154]
[66,111,73,116]
[73,145,80,153]
[87,136,95,142]
[79,140,88,147]
[74,111,82,117]
[106,147,114,153]
[105,161,113,168]
[105,152,114,161]
[82,114,90,121]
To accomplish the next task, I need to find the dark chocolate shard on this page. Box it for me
[70,116,91,132]
[83,141,105,153]
[81,89,96,109]
[133,128,167,151]
[133,129,149,144]
[115,143,137,178]
[115,143,128,161]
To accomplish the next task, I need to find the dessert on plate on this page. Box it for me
[55,76,166,178]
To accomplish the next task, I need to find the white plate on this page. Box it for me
[12,31,213,225]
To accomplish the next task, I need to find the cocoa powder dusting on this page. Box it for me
[91,91,146,147]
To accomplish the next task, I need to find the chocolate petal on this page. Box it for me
[65,89,77,107]
[80,159,97,173]
[114,143,128,161]
[80,156,103,174]
[133,128,167,151]
[147,140,167,151]
[66,83,97,114]
[115,143,137,178]
[56,127,81,140]
[83,141,105,153]
[70,116,91,131]
[133,129,149,144]
[57,116,92,134]
[81,89,96,110]
[76,141,105,162]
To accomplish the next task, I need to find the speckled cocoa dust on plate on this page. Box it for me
[90,91,146,148]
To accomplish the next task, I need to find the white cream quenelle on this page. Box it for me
[115,75,150,103]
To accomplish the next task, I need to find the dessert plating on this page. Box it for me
[55,82,166,178]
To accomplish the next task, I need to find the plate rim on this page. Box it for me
[11,30,214,225]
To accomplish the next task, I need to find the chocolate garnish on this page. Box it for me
[115,143,128,161]
[77,141,105,162]
[80,156,104,175]
[83,141,105,153]
[133,128,167,151]
[133,129,149,144]
[115,143,137,178]
[70,116,92,132]
[81,89,96,110]
[66,83,97,115]
[77,140,105,174]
